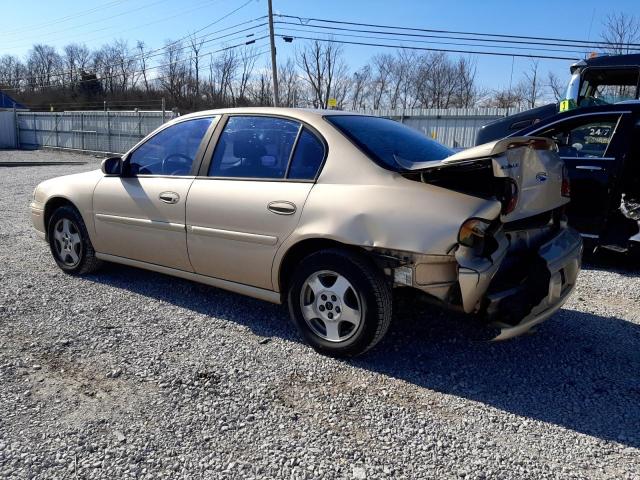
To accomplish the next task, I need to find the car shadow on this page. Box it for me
[86,263,640,449]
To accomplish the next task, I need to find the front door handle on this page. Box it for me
[159,191,180,204]
[267,201,296,215]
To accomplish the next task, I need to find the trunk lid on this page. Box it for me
[407,137,569,222]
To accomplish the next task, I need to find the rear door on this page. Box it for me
[528,111,633,237]
[186,115,326,290]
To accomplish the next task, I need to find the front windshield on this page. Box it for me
[578,68,639,107]
[325,115,453,171]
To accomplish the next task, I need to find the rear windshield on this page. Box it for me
[325,115,453,171]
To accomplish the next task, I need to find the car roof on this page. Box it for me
[176,107,373,124]
[571,54,640,73]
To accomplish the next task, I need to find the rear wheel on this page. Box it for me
[48,206,101,275]
[287,248,392,357]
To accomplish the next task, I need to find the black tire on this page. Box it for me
[48,205,102,275]
[287,248,392,357]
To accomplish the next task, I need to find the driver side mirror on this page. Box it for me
[101,156,123,175]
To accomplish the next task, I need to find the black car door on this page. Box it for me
[527,111,633,237]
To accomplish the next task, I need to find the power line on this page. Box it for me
[276,26,595,56]
[277,34,578,61]
[2,0,174,48]
[0,0,127,37]
[1,0,220,53]
[274,20,640,52]
[276,14,640,49]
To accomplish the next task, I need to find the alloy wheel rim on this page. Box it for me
[300,270,362,343]
[53,218,82,267]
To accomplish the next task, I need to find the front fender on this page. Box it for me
[34,169,104,240]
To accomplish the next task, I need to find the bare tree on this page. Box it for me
[26,44,62,90]
[278,58,302,107]
[369,53,393,109]
[237,46,258,104]
[159,40,188,101]
[386,50,417,109]
[601,12,640,55]
[249,66,273,106]
[518,60,542,108]
[210,48,239,104]
[350,65,371,110]
[297,40,347,108]
[136,41,150,93]
[189,34,205,98]
[0,55,25,89]
[62,43,91,85]
[455,57,478,107]
[547,71,564,102]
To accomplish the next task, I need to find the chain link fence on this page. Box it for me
[16,110,178,155]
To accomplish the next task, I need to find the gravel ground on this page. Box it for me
[1,149,639,479]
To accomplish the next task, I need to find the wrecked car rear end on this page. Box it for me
[294,115,582,342]
[400,136,582,339]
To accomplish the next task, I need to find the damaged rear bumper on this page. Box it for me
[458,226,582,340]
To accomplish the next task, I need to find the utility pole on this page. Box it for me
[267,0,279,107]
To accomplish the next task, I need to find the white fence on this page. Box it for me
[17,110,178,155]
[351,107,528,148]
[0,111,17,149]
[9,107,526,154]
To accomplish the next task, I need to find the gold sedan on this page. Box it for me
[31,108,582,357]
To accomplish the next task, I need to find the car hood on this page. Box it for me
[34,169,103,204]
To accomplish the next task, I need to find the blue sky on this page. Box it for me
[1,0,638,93]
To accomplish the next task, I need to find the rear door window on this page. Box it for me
[287,128,325,180]
[209,116,300,179]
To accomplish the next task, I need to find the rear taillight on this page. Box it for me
[561,165,571,198]
[501,179,519,215]
[458,218,491,248]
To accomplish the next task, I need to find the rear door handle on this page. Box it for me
[267,201,296,215]
[159,191,180,204]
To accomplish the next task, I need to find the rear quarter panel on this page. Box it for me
[272,174,502,290]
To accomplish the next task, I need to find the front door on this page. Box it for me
[92,116,216,271]
[186,115,326,290]
[532,112,632,237]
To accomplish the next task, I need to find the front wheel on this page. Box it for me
[48,205,102,275]
[287,248,392,357]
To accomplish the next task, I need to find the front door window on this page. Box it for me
[128,117,214,175]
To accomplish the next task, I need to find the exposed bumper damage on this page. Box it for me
[386,217,582,341]
[385,137,581,340]
[482,227,581,340]
[457,220,582,339]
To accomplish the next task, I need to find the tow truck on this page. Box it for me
[476,54,640,255]
[476,53,640,145]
